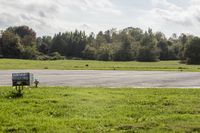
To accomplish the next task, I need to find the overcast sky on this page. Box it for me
[0,0,200,37]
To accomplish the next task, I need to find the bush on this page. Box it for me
[49,52,65,60]
[36,55,51,60]
[22,47,39,60]
[36,52,65,60]
[6,90,23,99]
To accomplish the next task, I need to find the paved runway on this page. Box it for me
[0,70,200,88]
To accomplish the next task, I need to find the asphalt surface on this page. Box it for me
[0,70,200,88]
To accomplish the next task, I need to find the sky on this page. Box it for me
[0,0,200,37]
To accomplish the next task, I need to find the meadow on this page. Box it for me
[0,87,200,132]
[1,59,200,72]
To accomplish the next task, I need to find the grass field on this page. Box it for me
[0,87,200,132]
[1,59,200,72]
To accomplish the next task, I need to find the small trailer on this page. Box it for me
[12,73,34,94]
[12,73,34,86]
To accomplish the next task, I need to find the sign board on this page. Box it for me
[12,73,34,86]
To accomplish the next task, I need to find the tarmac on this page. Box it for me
[1,70,200,88]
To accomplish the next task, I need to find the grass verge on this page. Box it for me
[0,87,200,132]
[1,59,200,72]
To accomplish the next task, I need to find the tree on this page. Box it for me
[7,26,36,39]
[96,31,107,46]
[2,25,200,62]
[124,27,143,41]
[183,37,200,64]
[97,44,112,61]
[104,30,112,43]
[37,36,52,55]
[82,45,97,60]
[0,31,3,57]
[136,29,159,62]
[22,46,39,59]
[1,31,24,58]
[136,46,159,62]
[155,32,171,60]
[113,34,135,61]
[7,26,36,47]
[2,26,38,59]
[157,40,169,60]
[70,30,87,57]
[50,33,67,56]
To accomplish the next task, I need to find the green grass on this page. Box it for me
[1,59,200,72]
[0,87,200,132]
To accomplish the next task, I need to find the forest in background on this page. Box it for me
[0,25,200,64]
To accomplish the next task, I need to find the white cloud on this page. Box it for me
[144,0,200,36]
[191,0,200,5]
[0,0,121,36]
[60,0,122,15]
[0,0,200,37]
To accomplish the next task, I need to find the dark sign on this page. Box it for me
[12,73,34,86]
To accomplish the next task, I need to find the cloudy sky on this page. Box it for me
[0,0,200,37]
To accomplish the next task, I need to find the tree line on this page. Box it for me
[0,26,200,64]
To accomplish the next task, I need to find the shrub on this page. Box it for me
[22,46,39,60]
[6,90,23,99]
[49,52,65,60]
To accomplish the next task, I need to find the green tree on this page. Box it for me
[136,29,159,62]
[113,34,135,61]
[157,40,168,60]
[183,37,200,64]
[82,45,97,60]
[37,36,52,55]
[2,26,38,59]
[1,31,24,58]
[155,32,170,60]
[96,31,107,46]
[0,31,3,57]
[7,26,36,47]
[50,33,67,56]
[124,27,143,41]
[50,31,87,58]
[69,30,87,57]
[97,44,112,61]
